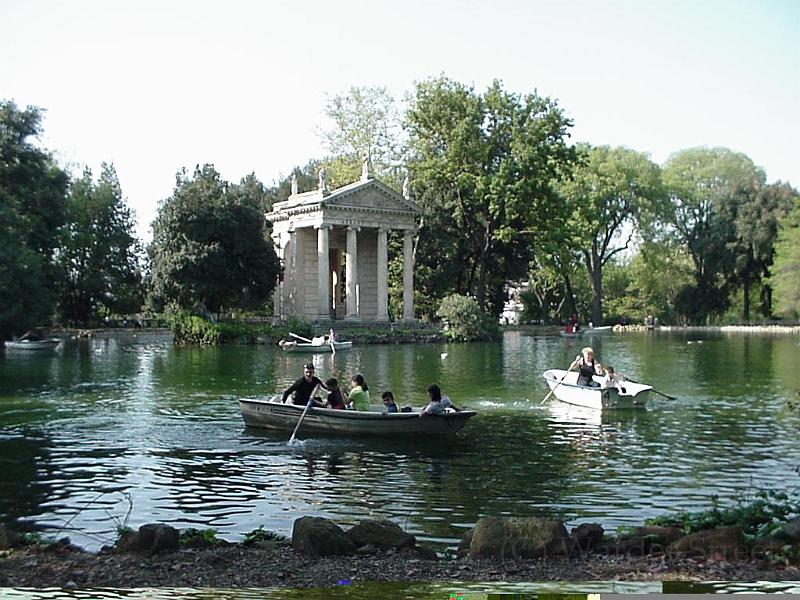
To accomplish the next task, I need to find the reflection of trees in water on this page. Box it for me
[0,432,53,527]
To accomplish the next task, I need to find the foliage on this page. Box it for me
[169,313,260,345]
[770,194,800,318]
[242,526,288,547]
[436,294,495,341]
[557,144,665,325]
[406,77,577,316]
[0,100,69,338]
[317,85,406,187]
[662,147,766,324]
[646,489,800,539]
[179,528,219,545]
[56,163,144,325]
[147,165,282,317]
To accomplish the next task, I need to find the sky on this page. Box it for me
[2,0,799,242]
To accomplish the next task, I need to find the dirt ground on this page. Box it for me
[2,541,799,590]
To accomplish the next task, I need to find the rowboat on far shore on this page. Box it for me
[279,340,353,353]
[542,368,651,410]
[239,396,476,437]
[4,338,62,352]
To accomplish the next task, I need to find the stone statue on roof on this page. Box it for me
[318,168,329,194]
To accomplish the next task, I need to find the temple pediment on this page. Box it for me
[267,176,421,229]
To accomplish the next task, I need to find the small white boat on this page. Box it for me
[4,338,62,352]
[239,397,476,437]
[583,325,613,336]
[542,368,651,410]
[279,340,353,353]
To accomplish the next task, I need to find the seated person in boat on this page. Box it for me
[324,378,347,409]
[603,366,627,393]
[381,391,399,413]
[346,374,371,411]
[420,384,463,417]
[282,363,327,406]
[381,391,412,413]
[570,346,603,387]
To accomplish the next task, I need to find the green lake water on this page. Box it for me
[1,328,799,596]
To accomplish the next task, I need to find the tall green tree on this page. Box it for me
[57,163,144,325]
[770,195,800,318]
[0,101,69,338]
[147,165,281,317]
[558,145,664,325]
[729,181,798,319]
[405,77,577,316]
[662,147,765,324]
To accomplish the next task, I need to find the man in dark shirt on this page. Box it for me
[282,363,326,406]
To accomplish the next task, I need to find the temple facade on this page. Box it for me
[266,164,421,324]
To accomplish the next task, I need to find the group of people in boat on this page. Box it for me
[570,346,627,393]
[281,363,463,417]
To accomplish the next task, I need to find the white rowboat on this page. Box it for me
[279,340,353,353]
[239,396,476,437]
[4,338,62,352]
[542,368,651,410]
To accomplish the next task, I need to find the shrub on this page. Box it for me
[436,294,494,341]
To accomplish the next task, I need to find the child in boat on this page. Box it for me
[324,378,346,409]
[420,384,463,417]
[381,391,399,413]
[382,391,413,413]
[603,366,627,393]
[346,374,371,411]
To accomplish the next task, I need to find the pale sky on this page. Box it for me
[2,0,798,242]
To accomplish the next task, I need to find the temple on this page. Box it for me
[266,162,421,324]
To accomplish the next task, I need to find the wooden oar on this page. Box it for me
[289,398,315,443]
[289,332,314,343]
[541,362,577,404]
[625,377,676,400]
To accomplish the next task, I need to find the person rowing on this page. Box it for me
[570,346,603,387]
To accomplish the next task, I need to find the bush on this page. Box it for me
[436,294,494,342]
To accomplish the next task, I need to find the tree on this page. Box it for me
[558,145,664,325]
[317,85,405,188]
[147,165,282,317]
[405,77,577,316]
[770,195,800,318]
[662,147,765,324]
[57,163,144,325]
[730,182,798,319]
[0,100,69,338]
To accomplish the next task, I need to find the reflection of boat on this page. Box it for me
[4,338,62,352]
[279,340,353,353]
[543,369,650,410]
[239,397,476,437]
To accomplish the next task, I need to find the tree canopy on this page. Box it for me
[405,76,577,317]
[57,163,144,325]
[147,165,282,317]
[0,101,69,338]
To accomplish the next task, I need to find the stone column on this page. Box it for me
[377,228,389,321]
[346,226,360,320]
[317,225,331,321]
[402,230,415,322]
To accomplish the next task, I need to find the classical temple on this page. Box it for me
[266,161,422,324]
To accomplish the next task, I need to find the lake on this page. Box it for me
[2,328,799,564]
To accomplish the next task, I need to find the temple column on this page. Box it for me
[346,225,360,320]
[402,230,415,322]
[377,227,389,321]
[316,225,331,321]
